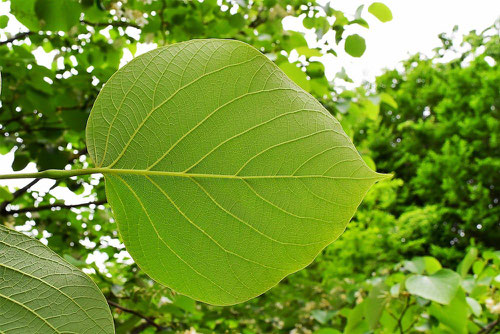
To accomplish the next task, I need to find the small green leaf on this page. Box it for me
[0,225,114,333]
[457,247,478,277]
[364,282,388,329]
[368,2,393,23]
[465,296,482,316]
[354,5,364,19]
[295,46,322,58]
[349,18,369,29]
[303,16,315,29]
[345,34,366,57]
[0,186,13,201]
[404,256,442,274]
[379,92,397,109]
[311,309,335,324]
[86,39,386,305]
[472,260,485,276]
[12,151,30,171]
[0,15,9,29]
[423,256,442,274]
[390,283,400,298]
[406,269,461,304]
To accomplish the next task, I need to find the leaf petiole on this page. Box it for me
[0,168,106,180]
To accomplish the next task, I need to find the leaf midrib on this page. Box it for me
[91,167,383,180]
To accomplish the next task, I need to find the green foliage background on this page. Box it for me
[0,0,498,332]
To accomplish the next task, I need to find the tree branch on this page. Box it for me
[0,179,40,215]
[478,316,500,334]
[3,199,107,215]
[0,146,88,216]
[107,300,166,331]
[80,19,140,29]
[0,32,34,46]
[394,295,414,334]
[131,322,152,334]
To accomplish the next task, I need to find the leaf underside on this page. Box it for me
[86,39,384,305]
[0,225,114,333]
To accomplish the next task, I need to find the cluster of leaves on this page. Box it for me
[365,25,500,263]
[313,248,500,334]
[0,0,499,333]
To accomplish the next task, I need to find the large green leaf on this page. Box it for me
[0,225,114,333]
[86,39,386,305]
[406,269,461,305]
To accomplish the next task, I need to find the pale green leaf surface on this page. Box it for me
[406,269,461,305]
[465,296,482,316]
[404,256,442,275]
[0,225,114,333]
[86,39,385,305]
[368,2,393,23]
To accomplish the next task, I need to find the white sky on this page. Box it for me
[1,0,499,200]
[294,0,500,83]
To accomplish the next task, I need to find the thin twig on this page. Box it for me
[478,316,500,334]
[0,146,88,216]
[0,32,34,46]
[81,19,140,29]
[0,179,40,215]
[107,300,166,331]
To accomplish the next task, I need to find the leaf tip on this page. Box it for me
[375,172,393,181]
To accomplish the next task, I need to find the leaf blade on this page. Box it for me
[406,269,461,305]
[87,39,385,305]
[0,225,114,333]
